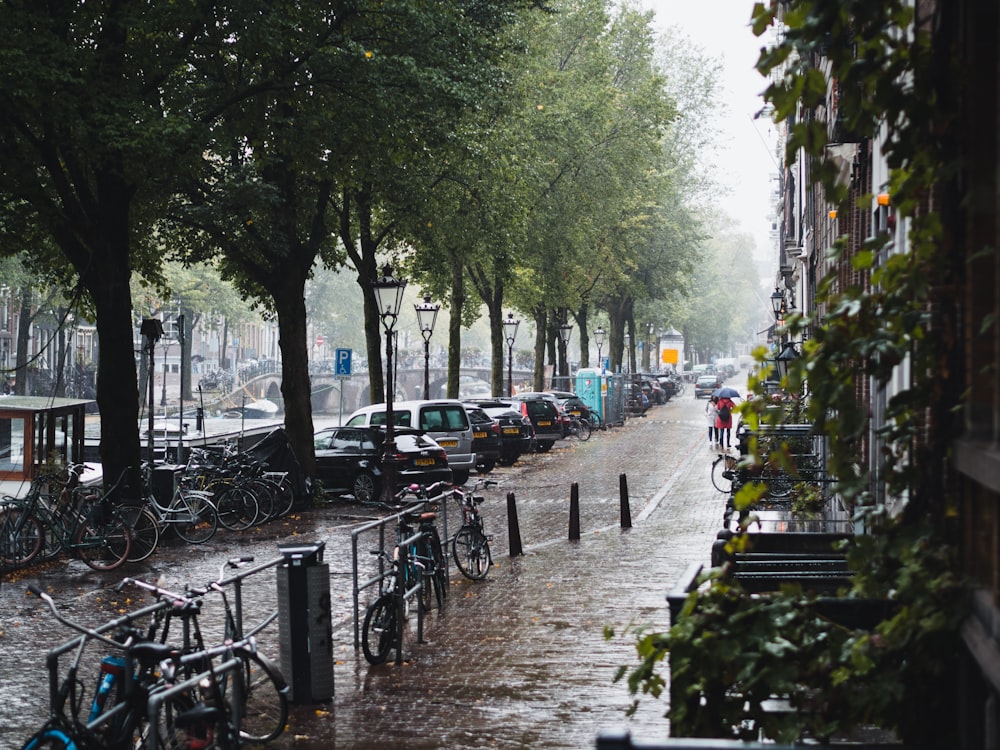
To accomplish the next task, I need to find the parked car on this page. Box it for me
[463,399,534,466]
[464,405,502,474]
[344,399,476,484]
[694,374,722,399]
[507,393,564,451]
[313,425,451,503]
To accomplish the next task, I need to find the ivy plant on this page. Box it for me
[611,1,967,744]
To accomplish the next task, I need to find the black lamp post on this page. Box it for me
[558,321,572,377]
[414,294,440,399]
[373,264,407,501]
[770,287,786,321]
[503,312,520,397]
[594,326,606,371]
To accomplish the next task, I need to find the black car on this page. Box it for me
[546,390,592,421]
[507,393,564,452]
[465,405,502,474]
[463,399,534,466]
[313,426,451,503]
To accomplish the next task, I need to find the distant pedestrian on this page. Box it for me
[715,396,735,448]
[705,396,719,446]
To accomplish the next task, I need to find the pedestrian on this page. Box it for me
[716,395,735,448]
[705,395,719,446]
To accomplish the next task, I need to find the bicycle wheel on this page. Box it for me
[766,473,795,500]
[710,455,736,494]
[426,530,447,608]
[269,475,295,518]
[247,479,277,524]
[587,411,604,431]
[123,505,160,563]
[215,486,259,531]
[452,525,491,580]
[172,492,218,544]
[74,508,132,571]
[0,505,43,567]
[234,652,288,744]
[361,594,399,665]
[575,419,592,441]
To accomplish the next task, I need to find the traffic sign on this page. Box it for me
[316,334,325,347]
[335,348,352,378]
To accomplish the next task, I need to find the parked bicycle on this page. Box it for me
[564,413,592,441]
[393,482,449,612]
[450,478,497,580]
[711,452,739,494]
[118,567,288,745]
[134,462,220,545]
[0,463,132,571]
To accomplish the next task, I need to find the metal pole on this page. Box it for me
[423,336,430,399]
[507,344,513,397]
[383,328,397,501]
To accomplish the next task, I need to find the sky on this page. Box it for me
[639,0,780,264]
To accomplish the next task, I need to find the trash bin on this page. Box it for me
[276,542,334,703]
[149,465,183,504]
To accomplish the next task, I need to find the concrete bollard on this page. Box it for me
[569,482,580,540]
[619,472,632,528]
[506,491,523,557]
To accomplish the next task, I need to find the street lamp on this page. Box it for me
[774,339,800,381]
[593,326,606,371]
[414,294,440,399]
[623,332,630,375]
[373,264,407,501]
[558,321,572,380]
[503,312,520,397]
[770,287,785,320]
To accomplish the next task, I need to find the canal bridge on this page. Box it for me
[215,366,535,417]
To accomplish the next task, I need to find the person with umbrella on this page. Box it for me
[713,388,738,448]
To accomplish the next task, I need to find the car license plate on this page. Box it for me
[474,431,487,439]
[538,420,551,427]
[414,458,434,466]
[570,410,581,416]
[438,439,458,447]
[503,427,520,434]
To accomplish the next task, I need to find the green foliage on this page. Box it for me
[616,0,967,743]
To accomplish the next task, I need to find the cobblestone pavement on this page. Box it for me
[0,389,731,749]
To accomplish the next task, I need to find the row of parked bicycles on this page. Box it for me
[0,445,296,573]
[15,475,499,748]
[20,558,287,749]
[359,477,497,666]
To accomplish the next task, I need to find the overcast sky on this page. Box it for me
[639,0,779,264]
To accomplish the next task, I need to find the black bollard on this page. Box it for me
[619,473,632,529]
[506,491,524,557]
[569,482,580,540]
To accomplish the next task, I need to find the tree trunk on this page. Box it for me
[574,304,590,369]
[447,250,465,399]
[532,307,547,391]
[274,291,315,478]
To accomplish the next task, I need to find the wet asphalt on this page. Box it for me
[0,387,729,749]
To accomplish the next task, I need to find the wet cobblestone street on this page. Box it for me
[0,390,729,749]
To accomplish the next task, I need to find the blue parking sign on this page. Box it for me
[335,348,352,377]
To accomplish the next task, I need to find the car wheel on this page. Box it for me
[352,472,379,504]
[476,459,496,474]
[497,452,518,467]
[535,441,553,453]
[452,470,470,486]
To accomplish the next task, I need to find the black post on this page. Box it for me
[507,343,514,397]
[422,336,430,399]
[383,329,397,502]
[569,482,580,540]
[506,491,523,557]
[619,473,632,529]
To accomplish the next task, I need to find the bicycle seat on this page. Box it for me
[129,641,179,666]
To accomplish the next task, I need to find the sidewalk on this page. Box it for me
[281,401,726,749]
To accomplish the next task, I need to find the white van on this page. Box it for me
[344,399,476,485]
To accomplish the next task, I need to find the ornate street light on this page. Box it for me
[770,287,785,319]
[503,312,520,397]
[373,264,407,501]
[414,294,440,399]
[774,339,800,381]
[593,326,606,371]
[558,321,572,378]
